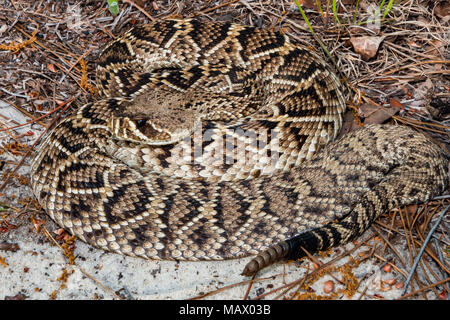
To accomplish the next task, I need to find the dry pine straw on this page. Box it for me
[0,0,449,300]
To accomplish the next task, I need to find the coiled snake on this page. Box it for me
[30,19,448,276]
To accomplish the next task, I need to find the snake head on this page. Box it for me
[106,89,200,145]
[107,116,195,145]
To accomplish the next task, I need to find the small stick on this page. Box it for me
[242,274,256,300]
[0,98,73,192]
[398,277,450,300]
[371,225,407,267]
[401,205,450,297]
[189,275,275,300]
[60,47,95,84]
[0,98,73,132]
[42,226,123,300]
[190,0,240,17]
[123,0,155,21]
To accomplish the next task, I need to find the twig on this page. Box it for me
[398,277,450,300]
[189,275,275,300]
[123,0,155,21]
[190,0,240,17]
[401,205,450,297]
[242,274,256,300]
[371,225,407,267]
[0,98,73,132]
[0,98,73,192]
[77,264,124,300]
[42,226,123,300]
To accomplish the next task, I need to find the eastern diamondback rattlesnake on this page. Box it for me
[30,19,448,276]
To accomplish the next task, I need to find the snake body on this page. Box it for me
[30,19,448,276]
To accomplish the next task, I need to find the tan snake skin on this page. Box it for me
[30,19,448,276]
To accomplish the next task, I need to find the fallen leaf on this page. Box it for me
[337,109,360,139]
[349,36,384,60]
[389,99,404,110]
[296,0,317,9]
[0,242,20,252]
[135,0,146,7]
[0,256,7,267]
[414,78,434,101]
[4,293,27,300]
[47,63,57,73]
[408,40,422,49]
[358,103,379,118]
[425,39,446,58]
[358,103,399,125]
[435,1,450,19]
[31,217,44,232]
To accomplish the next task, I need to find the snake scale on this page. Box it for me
[30,19,448,276]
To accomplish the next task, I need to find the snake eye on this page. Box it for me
[135,119,147,129]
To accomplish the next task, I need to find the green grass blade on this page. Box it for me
[294,0,314,34]
[293,0,334,64]
[353,0,360,25]
[382,0,397,19]
[315,0,324,17]
[332,0,341,27]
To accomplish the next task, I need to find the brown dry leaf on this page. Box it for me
[135,0,146,7]
[337,109,360,139]
[414,78,434,101]
[435,1,450,19]
[426,39,446,58]
[408,40,422,49]
[47,63,57,72]
[0,242,20,252]
[349,36,384,60]
[31,217,44,232]
[297,0,317,9]
[4,293,27,300]
[358,103,399,125]
[389,99,405,110]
